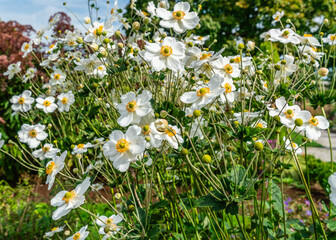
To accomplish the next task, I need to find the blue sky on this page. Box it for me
[0,0,130,32]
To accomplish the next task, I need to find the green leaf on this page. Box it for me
[148,225,160,239]
[268,179,284,215]
[225,202,238,215]
[325,219,336,231]
[196,191,226,211]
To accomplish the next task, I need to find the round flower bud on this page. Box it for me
[128,204,135,212]
[254,142,264,151]
[275,129,281,134]
[238,43,244,50]
[104,226,110,233]
[47,123,52,129]
[280,60,286,65]
[181,148,189,155]
[103,38,110,44]
[73,168,78,174]
[143,17,150,24]
[318,67,329,77]
[320,32,324,36]
[99,47,107,57]
[294,118,303,127]
[133,48,139,54]
[145,136,151,142]
[115,30,121,38]
[193,110,201,118]
[155,113,160,118]
[234,121,239,126]
[274,65,281,71]
[323,19,329,24]
[273,116,281,122]
[76,37,83,44]
[71,144,75,149]
[187,42,193,47]
[90,43,99,51]
[226,146,234,152]
[302,137,308,142]
[115,193,121,199]
[311,80,316,85]
[84,17,91,24]
[246,41,255,51]
[160,110,168,118]
[285,19,291,24]
[155,119,168,132]
[132,21,140,30]
[202,154,212,163]
[196,24,201,29]
[64,230,71,236]
[117,43,123,49]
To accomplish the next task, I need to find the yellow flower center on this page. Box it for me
[282,30,289,38]
[264,83,268,89]
[77,144,84,149]
[54,73,61,80]
[126,100,137,112]
[309,116,319,126]
[160,46,173,57]
[106,218,114,225]
[275,16,280,20]
[29,129,37,138]
[61,97,68,104]
[330,35,336,41]
[200,53,211,60]
[234,56,241,63]
[198,36,204,40]
[142,11,148,16]
[224,64,233,74]
[285,109,294,119]
[42,146,50,152]
[51,227,58,231]
[49,44,55,49]
[256,123,263,128]
[303,34,312,37]
[224,83,232,93]
[46,161,55,175]
[196,87,210,97]
[24,44,30,50]
[142,125,151,135]
[172,10,185,20]
[73,232,81,240]
[18,97,25,104]
[165,127,176,137]
[98,66,104,71]
[62,190,76,203]
[93,25,104,35]
[68,41,75,46]
[291,142,297,148]
[115,139,129,153]
[43,100,51,107]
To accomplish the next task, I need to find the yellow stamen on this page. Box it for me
[42,146,50,152]
[62,191,76,203]
[73,232,81,240]
[285,109,294,119]
[29,129,37,138]
[126,100,137,112]
[196,87,210,97]
[77,144,84,149]
[160,46,173,57]
[303,34,312,37]
[43,100,51,107]
[61,97,68,104]
[18,97,25,104]
[224,83,232,93]
[165,127,176,137]
[200,53,211,60]
[54,73,60,80]
[172,10,185,20]
[115,139,129,153]
[309,116,319,126]
[46,161,55,175]
[224,64,233,74]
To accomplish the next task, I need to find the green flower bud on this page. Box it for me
[132,21,140,30]
[294,118,303,127]
[274,65,281,70]
[273,116,280,122]
[281,60,286,65]
[117,42,123,49]
[302,137,307,142]
[226,146,234,152]
[155,113,160,118]
[104,226,110,233]
[202,154,212,163]
[73,168,78,174]
[193,110,201,118]
[181,148,189,155]
[187,42,193,47]
[254,142,264,151]
[128,204,135,212]
[237,43,244,50]
[145,136,151,142]
[160,110,168,118]
[103,38,110,44]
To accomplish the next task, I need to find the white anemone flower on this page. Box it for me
[96,213,123,239]
[274,55,298,79]
[268,97,309,129]
[284,137,302,155]
[252,119,268,129]
[51,177,91,220]
[93,65,107,78]
[323,34,336,46]
[45,226,65,237]
[328,173,336,191]
[303,114,329,140]
[300,33,321,47]
[152,121,183,149]
[36,96,58,113]
[117,91,153,127]
[66,225,90,240]
[10,90,35,113]
[32,143,60,160]
[45,151,67,190]
[21,42,33,58]
[156,1,199,34]
[180,74,224,110]
[72,143,93,155]
[50,69,66,85]
[103,125,146,172]
[84,21,114,44]
[268,29,301,44]
[220,77,237,103]
[57,91,75,112]
[18,123,48,149]
[272,11,284,24]
[4,62,21,79]
[144,37,185,71]
[212,56,240,78]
